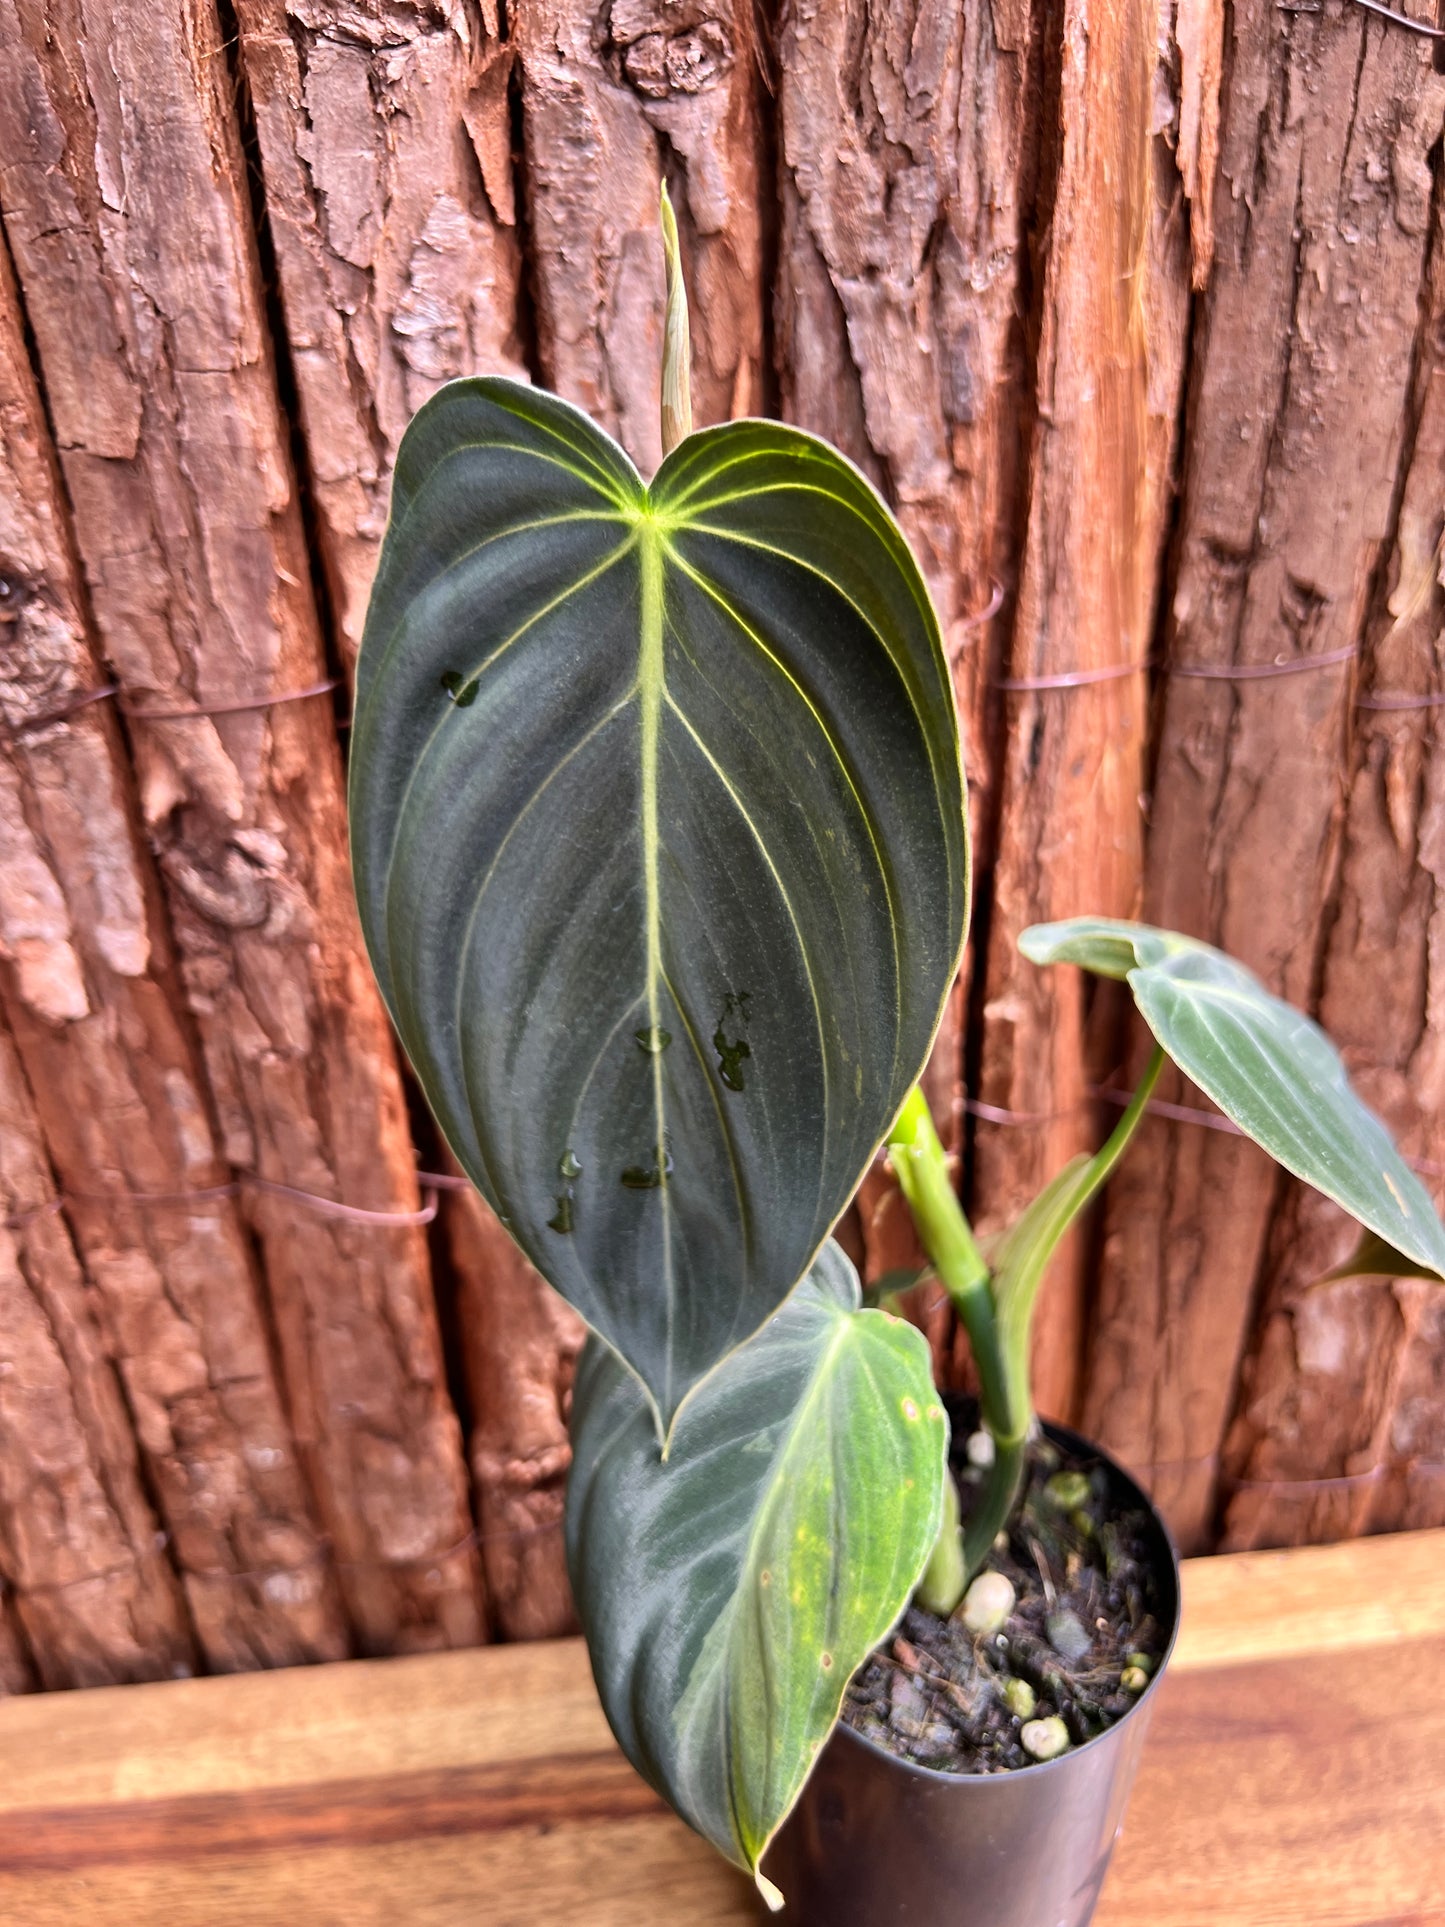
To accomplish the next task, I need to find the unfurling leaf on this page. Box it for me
[566,1242,947,1904]
[351,379,968,1433]
[658,182,692,456]
[1020,918,1445,1280]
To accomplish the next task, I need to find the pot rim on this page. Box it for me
[834,1413,1183,1787]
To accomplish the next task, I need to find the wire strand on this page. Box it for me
[1,1169,470,1234]
[1,676,347,740]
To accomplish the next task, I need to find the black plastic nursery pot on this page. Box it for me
[762,1417,1181,1927]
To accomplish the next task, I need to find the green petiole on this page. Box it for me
[890,1045,1167,1608]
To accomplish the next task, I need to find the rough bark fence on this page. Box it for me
[1083,0,1445,1551]
[971,0,1189,1421]
[0,217,342,1671]
[0,0,1439,1691]
[0,0,480,1658]
[1222,106,1445,1551]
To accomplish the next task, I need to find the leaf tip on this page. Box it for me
[755,1871,786,1914]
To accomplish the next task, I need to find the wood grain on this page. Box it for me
[0,1022,195,1687]
[0,0,482,1654]
[233,0,527,663]
[442,1179,583,1642]
[1082,0,1445,1552]
[0,220,339,1674]
[1220,91,1445,1554]
[0,1533,1438,1925]
[971,0,1190,1422]
[515,0,768,475]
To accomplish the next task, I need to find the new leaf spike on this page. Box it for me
[659,182,692,457]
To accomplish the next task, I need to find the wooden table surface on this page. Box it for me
[0,1532,1441,1926]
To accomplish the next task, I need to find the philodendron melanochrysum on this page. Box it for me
[349,189,964,1895]
[349,190,1445,1907]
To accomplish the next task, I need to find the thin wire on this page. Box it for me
[993,644,1360,693]
[123,677,343,722]
[0,1169,473,1234]
[962,1094,1076,1127]
[1348,0,1445,35]
[996,659,1147,692]
[1089,1083,1243,1136]
[1227,1463,1385,1495]
[0,1199,65,1232]
[1357,688,1445,712]
[1093,1080,1444,1180]
[1131,1452,1429,1499]
[0,676,347,740]
[958,579,1006,633]
[1170,643,1358,681]
[960,1077,1442,1191]
[0,683,121,739]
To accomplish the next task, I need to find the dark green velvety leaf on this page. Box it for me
[566,1242,946,1905]
[1019,918,1445,1279]
[350,379,968,1431]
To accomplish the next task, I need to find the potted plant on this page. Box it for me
[347,195,1445,1925]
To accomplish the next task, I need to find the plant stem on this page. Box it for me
[913,1461,966,1615]
[961,1433,1027,1579]
[1082,1041,1166,1197]
[887,1090,1023,1606]
[890,1047,1168,1603]
[886,1090,1011,1436]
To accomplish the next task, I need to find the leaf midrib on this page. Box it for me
[638,521,676,1415]
[676,1297,854,1863]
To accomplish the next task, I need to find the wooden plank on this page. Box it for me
[1099,1636,1445,1927]
[0,1534,1438,1925]
[1169,1530,1445,1671]
[0,1639,616,1810]
[0,1021,197,1687]
[0,205,338,1673]
[1219,108,1445,1553]
[0,0,482,1654]
[0,1821,751,1927]
[442,1180,583,1641]
[515,0,768,474]
[772,0,1042,1325]
[970,0,1190,1419]
[1082,0,1445,1551]
[233,0,526,663]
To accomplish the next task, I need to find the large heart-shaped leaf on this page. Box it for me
[566,1241,946,1905]
[1019,918,1445,1278]
[349,380,968,1432]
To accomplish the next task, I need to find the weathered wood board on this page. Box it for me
[0,1533,1439,1925]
